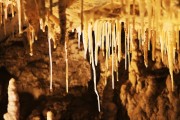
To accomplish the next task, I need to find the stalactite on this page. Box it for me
[125,20,129,70]
[138,29,141,50]
[11,3,14,17]
[77,26,81,49]
[81,0,83,31]
[111,22,115,89]
[16,0,22,34]
[125,23,127,70]
[88,22,92,64]
[4,3,7,20]
[0,0,180,113]
[92,55,101,112]
[101,21,105,56]
[116,20,121,62]
[173,30,176,64]
[40,18,45,32]
[94,20,100,66]
[128,24,131,67]
[0,3,2,24]
[65,41,68,93]
[152,30,156,61]
[177,30,180,51]
[146,0,152,51]
[114,21,118,76]
[167,30,174,91]
[160,31,165,62]
[89,22,100,112]
[139,0,145,42]
[106,21,109,69]
[27,24,35,56]
[3,14,6,35]
[82,17,88,59]
[144,29,148,67]
[48,34,53,92]
[109,20,112,48]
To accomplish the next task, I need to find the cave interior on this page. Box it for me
[0,0,180,120]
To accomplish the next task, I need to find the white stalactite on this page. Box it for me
[83,18,88,58]
[16,0,22,34]
[112,22,115,89]
[65,41,69,93]
[89,21,101,112]
[48,37,53,91]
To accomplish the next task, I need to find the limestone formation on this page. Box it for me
[47,111,54,120]
[3,78,19,120]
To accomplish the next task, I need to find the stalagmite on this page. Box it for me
[47,111,54,120]
[4,78,19,120]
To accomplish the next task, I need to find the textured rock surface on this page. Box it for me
[120,57,180,120]
[0,31,91,98]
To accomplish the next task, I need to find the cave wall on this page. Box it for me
[0,31,91,97]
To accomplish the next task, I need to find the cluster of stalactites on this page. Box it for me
[78,14,179,95]
[76,0,180,98]
[0,0,16,35]
[0,0,59,56]
[77,18,123,112]
[27,2,60,56]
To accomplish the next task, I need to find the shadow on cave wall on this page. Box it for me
[0,66,14,119]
